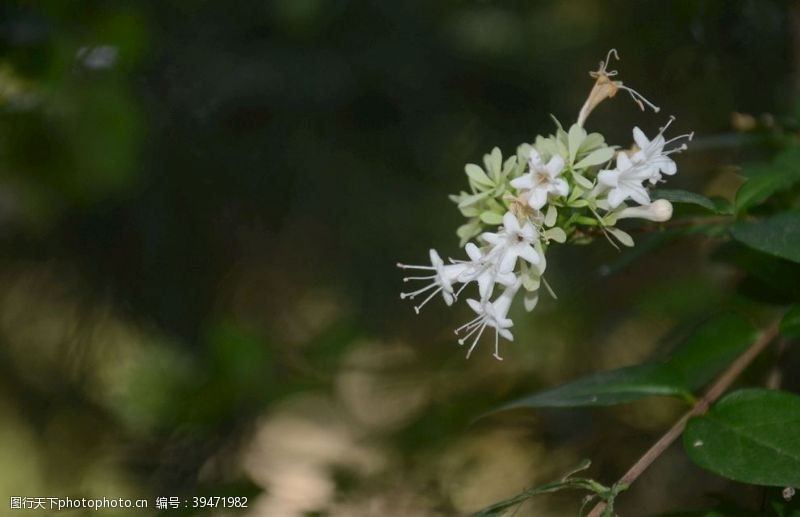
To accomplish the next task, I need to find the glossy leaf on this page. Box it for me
[684,389,800,487]
[668,312,756,389]
[493,363,692,411]
[652,189,718,213]
[489,314,754,412]
[735,147,800,212]
[730,212,800,263]
[781,305,800,340]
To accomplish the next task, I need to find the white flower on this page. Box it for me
[510,149,568,210]
[480,212,541,273]
[597,151,653,208]
[455,279,521,360]
[456,242,517,300]
[398,249,467,313]
[631,126,677,184]
[616,199,673,222]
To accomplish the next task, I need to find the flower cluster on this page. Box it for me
[398,51,693,360]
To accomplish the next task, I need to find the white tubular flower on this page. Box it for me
[631,127,676,184]
[480,212,541,273]
[398,249,467,313]
[455,279,521,360]
[597,151,653,208]
[630,119,692,185]
[510,149,568,210]
[456,242,517,300]
[616,199,673,222]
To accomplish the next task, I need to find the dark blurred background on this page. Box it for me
[0,1,796,515]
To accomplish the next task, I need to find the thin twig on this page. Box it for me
[586,319,781,517]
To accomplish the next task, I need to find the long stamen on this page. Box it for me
[663,144,688,156]
[459,318,485,335]
[402,275,435,282]
[618,85,660,113]
[664,132,694,146]
[457,318,486,344]
[466,323,488,358]
[414,287,442,314]
[658,115,676,134]
[493,329,503,361]
[400,282,437,299]
[396,263,435,270]
[454,314,483,334]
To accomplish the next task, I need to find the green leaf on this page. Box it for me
[712,241,800,304]
[572,171,594,189]
[457,191,491,208]
[735,147,800,212]
[574,146,615,169]
[488,314,755,412]
[457,219,481,246]
[493,363,693,410]
[479,211,503,225]
[607,227,634,247]
[485,147,502,177]
[780,305,800,339]
[684,389,800,487]
[651,189,719,213]
[730,212,800,263]
[567,124,586,163]
[668,313,756,389]
[543,227,566,243]
[465,163,493,187]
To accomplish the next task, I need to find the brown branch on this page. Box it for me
[586,319,781,517]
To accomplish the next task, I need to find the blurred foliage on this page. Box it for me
[0,0,798,516]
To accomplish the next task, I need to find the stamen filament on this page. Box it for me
[396,263,435,270]
[493,330,503,361]
[455,314,483,333]
[619,85,660,113]
[466,323,488,358]
[414,287,443,313]
[400,282,438,299]
[403,275,436,281]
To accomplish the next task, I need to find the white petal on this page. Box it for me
[465,242,482,261]
[499,251,518,273]
[466,298,483,314]
[520,221,538,241]
[598,169,619,188]
[545,154,565,176]
[632,127,650,150]
[519,244,540,265]
[616,152,633,171]
[528,188,548,210]
[510,174,534,190]
[607,188,627,208]
[628,184,651,206]
[429,249,443,267]
[502,212,520,232]
[528,148,543,169]
[654,157,677,175]
[496,271,517,285]
[553,178,569,197]
[498,328,514,341]
[481,232,502,245]
[477,274,495,299]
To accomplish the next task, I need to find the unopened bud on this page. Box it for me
[616,199,673,222]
